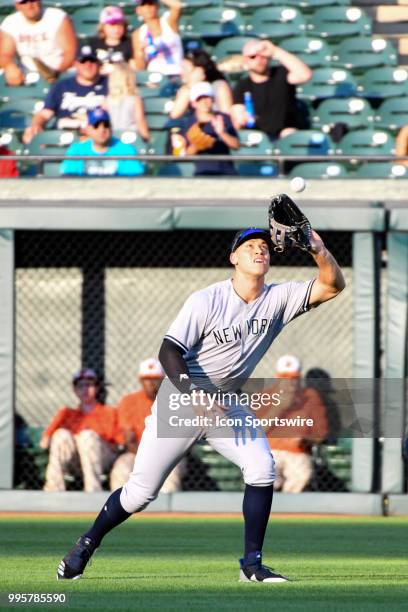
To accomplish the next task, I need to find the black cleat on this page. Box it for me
[57,536,97,580]
[239,552,288,583]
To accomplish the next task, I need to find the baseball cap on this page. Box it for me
[76,45,99,63]
[134,0,158,5]
[231,227,271,252]
[87,107,111,126]
[72,368,99,384]
[276,355,301,378]
[190,82,214,102]
[100,6,125,24]
[138,358,165,379]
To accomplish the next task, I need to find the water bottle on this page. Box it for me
[146,31,158,61]
[244,91,256,128]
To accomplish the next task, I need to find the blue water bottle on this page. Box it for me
[146,31,158,61]
[244,91,256,128]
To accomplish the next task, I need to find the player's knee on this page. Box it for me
[243,452,275,487]
[119,472,161,514]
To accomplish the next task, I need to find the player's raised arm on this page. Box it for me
[308,230,345,307]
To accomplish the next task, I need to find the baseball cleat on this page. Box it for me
[239,552,288,583]
[57,536,97,580]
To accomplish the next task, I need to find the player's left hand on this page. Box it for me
[309,230,325,255]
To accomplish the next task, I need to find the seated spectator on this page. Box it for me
[0,0,76,86]
[231,39,312,141]
[0,145,19,177]
[60,107,145,177]
[39,368,119,492]
[260,355,329,493]
[23,45,108,143]
[132,0,183,76]
[88,6,134,75]
[396,125,408,166]
[180,82,239,176]
[170,49,233,120]
[110,358,184,493]
[105,63,149,140]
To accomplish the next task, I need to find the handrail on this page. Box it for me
[1,154,408,162]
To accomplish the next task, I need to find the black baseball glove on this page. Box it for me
[268,193,312,253]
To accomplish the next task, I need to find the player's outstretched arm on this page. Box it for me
[308,230,345,307]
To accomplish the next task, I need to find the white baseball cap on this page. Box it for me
[138,358,164,379]
[276,355,301,378]
[190,82,214,102]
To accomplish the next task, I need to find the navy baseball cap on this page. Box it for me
[87,107,111,126]
[76,45,99,63]
[72,368,99,384]
[231,227,271,252]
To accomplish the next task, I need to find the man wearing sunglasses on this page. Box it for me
[23,45,108,144]
[231,39,312,141]
[60,107,145,177]
[0,0,76,86]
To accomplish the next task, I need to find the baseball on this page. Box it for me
[290,176,306,193]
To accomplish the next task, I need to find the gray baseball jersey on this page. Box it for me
[165,278,314,391]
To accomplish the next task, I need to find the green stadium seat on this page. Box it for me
[331,37,397,72]
[374,98,408,131]
[280,36,333,69]
[296,67,357,101]
[237,129,273,153]
[357,67,408,100]
[190,7,246,39]
[192,443,243,491]
[180,0,219,15]
[23,130,75,176]
[289,161,349,178]
[224,0,271,12]
[0,98,44,115]
[0,79,49,104]
[0,131,24,154]
[336,129,395,156]
[143,97,173,130]
[235,162,278,177]
[273,130,333,156]
[43,0,91,12]
[72,6,100,38]
[311,98,373,130]
[246,7,307,40]
[0,109,29,130]
[353,162,408,179]
[157,162,196,176]
[308,6,372,40]
[211,36,254,62]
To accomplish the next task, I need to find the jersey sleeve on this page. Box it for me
[164,290,209,353]
[43,407,68,438]
[280,279,315,325]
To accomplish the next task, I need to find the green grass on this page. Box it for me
[0,515,408,611]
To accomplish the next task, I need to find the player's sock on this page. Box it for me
[83,488,131,546]
[242,484,274,559]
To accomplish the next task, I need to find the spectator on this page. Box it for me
[60,107,145,177]
[261,355,329,493]
[0,0,76,86]
[105,63,150,140]
[231,39,312,141]
[132,0,183,76]
[181,82,239,176]
[22,45,108,144]
[0,146,19,177]
[110,358,184,493]
[39,368,119,492]
[88,6,134,75]
[170,49,233,120]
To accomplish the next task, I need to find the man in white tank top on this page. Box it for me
[0,0,77,86]
[132,0,183,76]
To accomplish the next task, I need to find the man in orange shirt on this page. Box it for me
[264,355,329,493]
[40,368,119,492]
[110,358,184,492]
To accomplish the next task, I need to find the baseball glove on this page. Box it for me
[268,193,312,253]
[186,122,216,152]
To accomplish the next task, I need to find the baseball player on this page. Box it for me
[57,223,345,583]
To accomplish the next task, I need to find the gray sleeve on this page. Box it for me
[164,290,209,352]
[281,279,315,325]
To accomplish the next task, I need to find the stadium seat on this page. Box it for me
[0,109,29,130]
[23,130,75,176]
[308,6,372,40]
[0,98,44,115]
[43,0,91,12]
[235,161,278,177]
[72,7,100,38]
[353,162,408,179]
[144,97,174,130]
[211,36,254,62]
[157,162,196,177]
[374,97,408,131]
[288,161,349,178]
[296,68,357,101]
[0,78,49,104]
[190,7,246,39]
[246,7,307,40]
[0,131,24,154]
[273,130,333,156]
[357,67,408,100]
[336,129,395,156]
[180,0,219,15]
[280,36,333,69]
[331,37,397,72]
[311,98,373,130]
[237,129,274,153]
[192,443,244,491]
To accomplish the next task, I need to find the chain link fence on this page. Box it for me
[14,229,353,492]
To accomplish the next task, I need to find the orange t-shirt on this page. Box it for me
[116,389,153,444]
[43,403,118,444]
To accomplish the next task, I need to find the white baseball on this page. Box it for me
[290,176,306,193]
